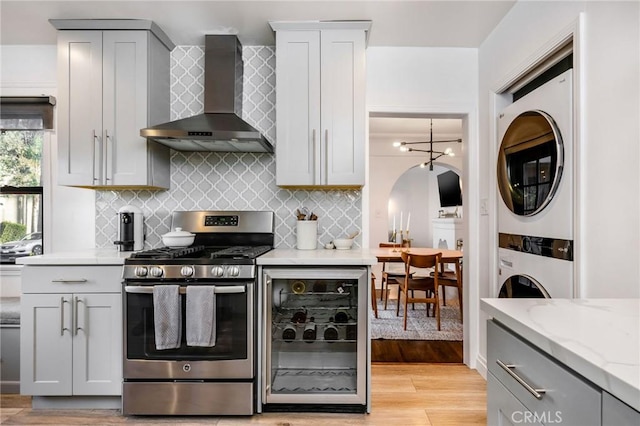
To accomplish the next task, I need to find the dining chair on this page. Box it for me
[433,258,463,322]
[370,272,378,318]
[396,251,442,331]
[379,242,412,310]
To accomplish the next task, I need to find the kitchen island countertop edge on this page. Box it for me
[481,298,640,412]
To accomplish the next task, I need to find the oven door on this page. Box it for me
[123,281,254,380]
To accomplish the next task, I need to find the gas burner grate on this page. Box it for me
[210,245,272,259]
[129,245,206,259]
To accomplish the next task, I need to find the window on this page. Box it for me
[0,96,54,263]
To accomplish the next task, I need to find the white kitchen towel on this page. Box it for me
[186,285,216,347]
[153,285,182,350]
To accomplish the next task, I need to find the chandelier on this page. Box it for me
[392,119,462,170]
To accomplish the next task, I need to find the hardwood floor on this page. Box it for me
[372,285,463,363]
[372,339,463,363]
[0,364,486,425]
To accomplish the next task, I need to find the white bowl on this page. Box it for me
[333,238,354,250]
[161,227,195,248]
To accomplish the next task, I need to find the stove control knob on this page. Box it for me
[134,266,148,277]
[149,266,164,278]
[180,266,194,277]
[211,266,224,277]
[229,266,240,277]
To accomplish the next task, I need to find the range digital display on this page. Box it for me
[204,215,239,227]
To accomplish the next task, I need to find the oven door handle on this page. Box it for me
[124,285,246,295]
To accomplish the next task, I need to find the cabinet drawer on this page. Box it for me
[488,373,543,426]
[487,320,601,425]
[21,266,122,293]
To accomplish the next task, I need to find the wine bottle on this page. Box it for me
[282,324,296,342]
[323,317,339,342]
[303,316,317,343]
[334,309,349,324]
[291,309,307,324]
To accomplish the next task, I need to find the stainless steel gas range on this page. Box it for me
[121,210,274,416]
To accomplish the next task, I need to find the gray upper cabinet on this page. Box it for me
[271,21,370,188]
[53,20,174,189]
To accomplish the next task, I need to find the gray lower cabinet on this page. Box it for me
[487,320,601,426]
[488,372,542,426]
[602,391,640,426]
[20,266,122,396]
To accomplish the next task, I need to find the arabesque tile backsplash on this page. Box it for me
[95,46,362,249]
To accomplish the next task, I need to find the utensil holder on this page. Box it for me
[296,220,318,250]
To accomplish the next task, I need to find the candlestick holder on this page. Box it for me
[402,231,411,248]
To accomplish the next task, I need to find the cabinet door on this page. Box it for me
[20,294,73,395]
[72,293,122,395]
[602,392,640,425]
[57,31,103,186]
[321,29,365,186]
[275,30,321,186]
[102,31,150,186]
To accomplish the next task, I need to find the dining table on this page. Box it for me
[371,246,463,264]
[371,246,464,320]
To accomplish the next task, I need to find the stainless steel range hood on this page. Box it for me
[141,35,273,153]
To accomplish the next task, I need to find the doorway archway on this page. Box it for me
[388,162,462,248]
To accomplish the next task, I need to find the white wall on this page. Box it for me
[0,45,96,255]
[366,46,479,367]
[477,0,640,373]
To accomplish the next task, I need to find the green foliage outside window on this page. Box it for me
[0,130,42,186]
[0,221,26,243]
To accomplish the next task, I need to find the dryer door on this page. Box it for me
[497,110,564,216]
[498,274,550,298]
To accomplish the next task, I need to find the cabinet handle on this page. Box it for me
[93,130,100,182]
[496,359,546,400]
[104,130,111,182]
[60,297,70,336]
[124,285,245,295]
[324,129,329,184]
[74,296,83,335]
[52,279,88,283]
[312,129,317,182]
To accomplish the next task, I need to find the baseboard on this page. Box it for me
[32,396,121,409]
[475,353,487,380]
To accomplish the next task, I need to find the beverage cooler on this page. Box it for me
[260,267,369,412]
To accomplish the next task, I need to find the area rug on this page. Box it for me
[370,301,463,341]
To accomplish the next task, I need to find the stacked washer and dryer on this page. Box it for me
[496,69,574,299]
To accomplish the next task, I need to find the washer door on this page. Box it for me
[498,274,550,298]
[497,110,564,216]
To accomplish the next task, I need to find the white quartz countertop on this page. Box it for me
[481,298,640,411]
[257,248,377,265]
[15,248,131,265]
[16,247,379,266]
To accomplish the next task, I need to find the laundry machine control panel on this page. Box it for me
[499,232,573,261]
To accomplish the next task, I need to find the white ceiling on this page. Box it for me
[0,0,515,47]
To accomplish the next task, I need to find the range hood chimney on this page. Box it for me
[141,35,273,153]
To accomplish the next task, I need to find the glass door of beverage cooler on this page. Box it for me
[262,267,368,407]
